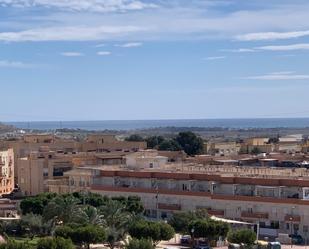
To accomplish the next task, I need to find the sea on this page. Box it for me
[5,118,309,131]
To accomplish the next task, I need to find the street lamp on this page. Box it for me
[256,222,260,241]
[191,228,195,249]
[290,217,293,248]
[155,187,159,220]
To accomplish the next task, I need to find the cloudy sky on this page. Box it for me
[1,0,309,121]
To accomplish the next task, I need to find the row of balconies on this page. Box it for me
[155,205,301,224]
[112,178,303,200]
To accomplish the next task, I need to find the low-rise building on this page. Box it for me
[48,163,309,239]
[0,133,147,184]
[205,141,241,156]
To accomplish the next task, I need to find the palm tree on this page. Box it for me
[83,205,104,226]
[42,196,87,224]
[99,200,133,249]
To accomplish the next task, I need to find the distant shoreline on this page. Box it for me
[5,118,309,131]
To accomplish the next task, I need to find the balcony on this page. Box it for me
[241,211,269,219]
[285,215,301,222]
[207,209,224,216]
[157,203,181,211]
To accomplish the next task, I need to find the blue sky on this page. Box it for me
[0,0,309,121]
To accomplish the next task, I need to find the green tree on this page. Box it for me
[158,139,181,151]
[168,211,197,233]
[19,213,44,237]
[20,193,56,215]
[146,136,165,149]
[100,200,133,249]
[251,147,262,155]
[37,237,75,249]
[189,219,229,241]
[55,225,106,249]
[125,196,144,215]
[227,229,256,245]
[54,225,73,238]
[0,241,32,249]
[84,193,109,207]
[125,134,144,142]
[71,225,106,249]
[175,131,204,155]
[43,195,87,224]
[82,205,104,225]
[129,220,175,245]
[125,238,154,249]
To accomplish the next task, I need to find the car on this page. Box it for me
[289,234,304,245]
[180,235,191,245]
[195,246,212,249]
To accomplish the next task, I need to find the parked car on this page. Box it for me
[180,235,191,245]
[267,241,281,249]
[289,234,304,245]
[195,246,212,249]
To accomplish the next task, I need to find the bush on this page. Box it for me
[37,237,75,249]
[227,229,256,245]
[125,238,154,249]
[129,220,175,245]
[55,225,106,248]
[0,241,32,249]
[188,219,230,241]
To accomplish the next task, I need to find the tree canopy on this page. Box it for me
[188,219,230,241]
[227,229,256,245]
[125,238,154,249]
[129,220,175,245]
[125,134,145,142]
[175,131,204,155]
[37,237,75,249]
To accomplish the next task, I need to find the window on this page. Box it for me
[303,225,308,233]
[183,184,189,191]
[43,168,48,177]
[286,223,290,230]
[271,221,279,229]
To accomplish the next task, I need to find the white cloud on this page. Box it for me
[97,51,111,56]
[0,0,157,13]
[0,25,145,42]
[61,52,84,57]
[116,42,143,48]
[221,48,256,53]
[1,1,309,42]
[0,60,34,68]
[204,56,226,61]
[223,43,309,53]
[243,72,309,80]
[236,30,309,41]
[256,43,309,51]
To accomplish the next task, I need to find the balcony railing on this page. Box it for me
[207,209,224,216]
[241,211,269,219]
[157,203,181,211]
[284,214,301,222]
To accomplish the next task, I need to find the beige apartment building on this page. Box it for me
[0,148,14,196]
[0,134,146,184]
[48,162,309,239]
[17,147,136,196]
[204,141,241,156]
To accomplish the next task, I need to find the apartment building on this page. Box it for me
[17,146,140,196]
[0,148,14,196]
[0,134,147,183]
[48,162,309,239]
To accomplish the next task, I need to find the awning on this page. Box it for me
[210,215,253,225]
